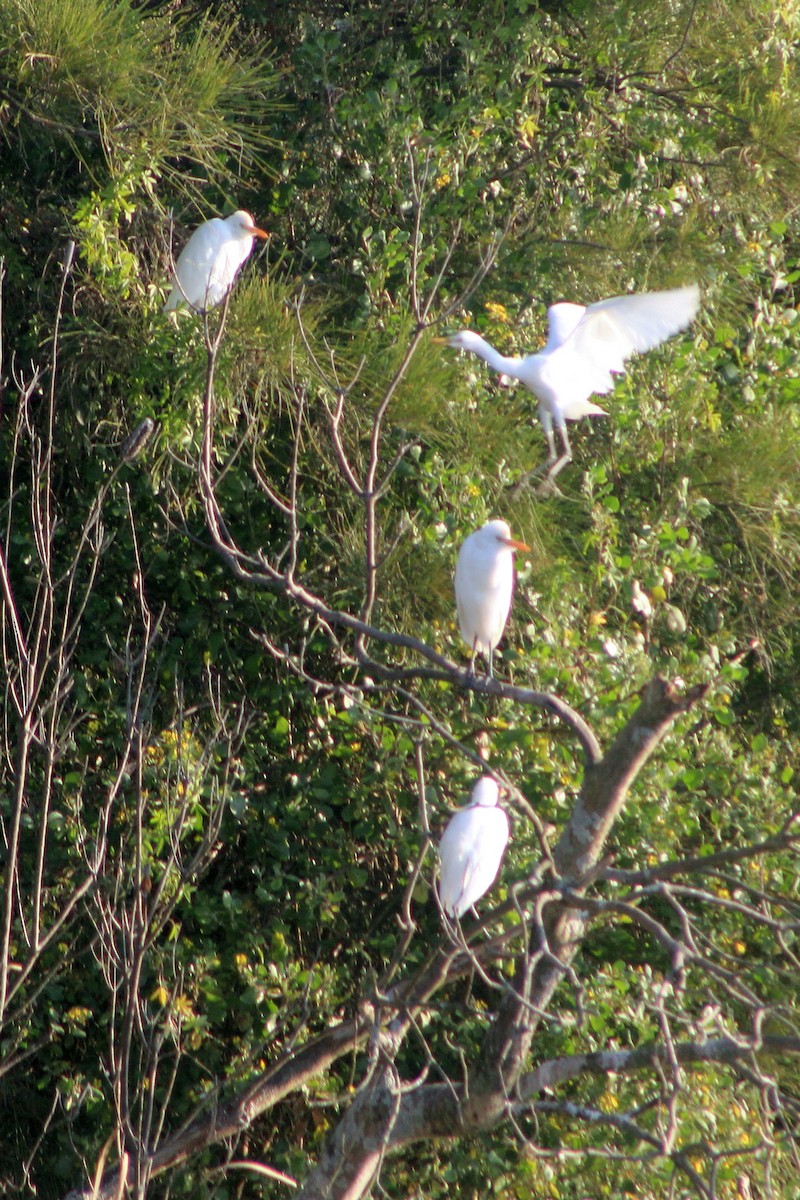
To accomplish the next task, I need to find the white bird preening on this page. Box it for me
[439,284,700,483]
[164,209,269,313]
[455,519,530,677]
[438,777,510,919]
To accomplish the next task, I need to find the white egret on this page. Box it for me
[630,578,653,651]
[438,776,510,919]
[630,579,653,622]
[440,284,700,481]
[455,519,530,677]
[164,210,269,313]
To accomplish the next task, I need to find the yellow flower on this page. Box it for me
[66,1006,92,1025]
[598,1091,619,1112]
[484,301,509,323]
[173,993,195,1017]
[733,940,747,955]
[435,173,451,190]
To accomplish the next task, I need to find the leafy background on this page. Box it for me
[0,0,799,1196]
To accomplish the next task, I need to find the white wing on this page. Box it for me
[438,805,509,918]
[207,234,253,307]
[544,302,587,350]
[568,284,700,378]
[166,218,232,310]
[437,810,469,916]
[527,284,699,419]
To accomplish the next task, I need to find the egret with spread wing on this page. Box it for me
[440,284,700,483]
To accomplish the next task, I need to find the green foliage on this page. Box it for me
[0,0,280,189]
[2,1,800,1199]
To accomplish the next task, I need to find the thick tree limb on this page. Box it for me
[62,1015,369,1200]
[348,1033,800,1147]
[556,676,709,880]
[463,676,708,1127]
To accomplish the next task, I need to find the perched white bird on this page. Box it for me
[438,777,510,919]
[440,284,700,481]
[630,579,653,622]
[455,519,530,676]
[164,209,269,312]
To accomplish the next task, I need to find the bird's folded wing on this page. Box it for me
[456,849,487,914]
[166,223,222,309]
[178,222,221,270]
[211,238,247,291]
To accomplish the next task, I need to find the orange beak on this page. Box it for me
[432,336,450,344]
[503,537,531,552]
[249,223,269,239]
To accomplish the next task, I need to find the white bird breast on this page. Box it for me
[169,219,254,311]
[455,528,516,654]
[164,211,267,312]
[438,800,510,919]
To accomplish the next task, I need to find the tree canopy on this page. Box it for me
[1,1,800,1198]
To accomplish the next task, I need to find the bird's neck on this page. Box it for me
[469,336,522,375]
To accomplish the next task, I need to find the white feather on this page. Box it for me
[164,210,268,312]
[438,778,510,918]
[444,284,700,451]
[454,519,528,675]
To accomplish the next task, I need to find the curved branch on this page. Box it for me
[251,614,602,767]
[63,1014,369,1200]
[601,813,800,887]
[195,327,602,768]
